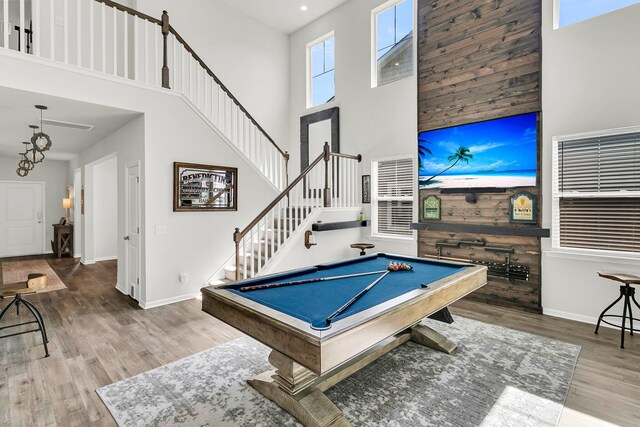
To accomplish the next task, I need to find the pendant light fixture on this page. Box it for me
[31,105,52,152]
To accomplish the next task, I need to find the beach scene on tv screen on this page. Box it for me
[418,113,537,189]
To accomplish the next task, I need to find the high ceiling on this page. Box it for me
[220,0,350,34]
[0,87,140,161]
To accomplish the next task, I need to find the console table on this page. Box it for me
[52,224,73,258]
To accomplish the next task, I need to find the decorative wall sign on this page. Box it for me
[174,162,238,212]
[362,175,371,204]
[510,192,536,223]
[422,195,441,220]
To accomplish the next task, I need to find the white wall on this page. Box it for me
[288,0,417,256]
[541,2,640,323]
[136,0,291,148]
[265,208,367,273]
[92,156,118,261]
[0,154,68,248]
[68,116,144,293]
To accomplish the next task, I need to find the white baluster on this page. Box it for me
[133,16,138,80]
[75,0,80,64]
[34,0,41,57]
[212,81,220,125]
[256,224,262,275]
[123,12,128,79]
[144,20,149,82]
[64,0,69,63]
[3,0,8,49]
[101,2,106,72]
[50,0,55,60]
[154,23,159,85]
[112,6,117,75]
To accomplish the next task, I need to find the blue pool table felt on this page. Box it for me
[227,254,468,329]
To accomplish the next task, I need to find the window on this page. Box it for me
[372,0,414,87]
[372,157,414,238]
[552,128,640,255]
[307,33,335,108]
[556,0,640,28]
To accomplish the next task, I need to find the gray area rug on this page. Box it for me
[97,316,581,426]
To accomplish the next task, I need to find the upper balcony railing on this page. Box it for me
[1,0,289,189]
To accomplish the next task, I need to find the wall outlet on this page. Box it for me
[55,16,64,27]
[155,225,166,235]
[179,272,188,284]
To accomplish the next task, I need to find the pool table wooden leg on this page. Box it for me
[410,324,457,354]
[248,350,352,427]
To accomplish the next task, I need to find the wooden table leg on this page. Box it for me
[410,324,457,354]
[248,350,352,427]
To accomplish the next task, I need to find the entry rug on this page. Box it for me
[97,316,581,426]
[1,259,67,293]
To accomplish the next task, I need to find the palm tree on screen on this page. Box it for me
[418,137,432,172]
[425,146,473,183]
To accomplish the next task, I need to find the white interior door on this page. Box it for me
[0,182,44,257]
[125,164,141,300]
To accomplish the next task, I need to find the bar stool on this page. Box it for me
[595,272,640,349]
[0,273,50,358]
[350,243,375,256]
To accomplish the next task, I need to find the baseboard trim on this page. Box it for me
[139,293,199,309]
[115,282,127,295]
[543,308,620,330]
[81,258,95,265]
[94,256,118,262]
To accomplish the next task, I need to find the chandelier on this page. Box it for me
[16,106,52,177]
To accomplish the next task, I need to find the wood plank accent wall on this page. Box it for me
[417,0,543,312]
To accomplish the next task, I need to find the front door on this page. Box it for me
[124,164,141,300]
[0,182,44,257]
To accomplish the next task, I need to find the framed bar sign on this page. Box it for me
[422,195,441,220]
[173,162,238,212]
[362,175,371,204]
[510,192,536,223]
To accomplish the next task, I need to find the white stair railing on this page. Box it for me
[0,0,288,190]
[233,143,362,281]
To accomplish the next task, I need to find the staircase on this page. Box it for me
[223,142,363,282]
[0,0,288,190]
[223,207,311,280]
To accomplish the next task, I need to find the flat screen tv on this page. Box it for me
[418,112,538,190]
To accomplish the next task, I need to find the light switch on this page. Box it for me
[155,225,166,235]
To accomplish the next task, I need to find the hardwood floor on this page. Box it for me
[1,256,638,426]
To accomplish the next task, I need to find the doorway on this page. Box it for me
[0,181,45,257]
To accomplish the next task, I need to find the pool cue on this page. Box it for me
[238,270,388,292]
[324,270,391,326]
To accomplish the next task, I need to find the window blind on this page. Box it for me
[555,130,640,254]
[374,158,413,237]
[559,198,640,253]
[559,132,640,192]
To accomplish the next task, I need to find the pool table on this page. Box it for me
[201,253,487,427]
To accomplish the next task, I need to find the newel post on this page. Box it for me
[233,228,241,281]
[323,142,331,208]
[161,11,171,89]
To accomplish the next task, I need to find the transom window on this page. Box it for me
[307,32,335,108]
[372,0,414,87]
[556,0,640,28]
[552,128,640,255]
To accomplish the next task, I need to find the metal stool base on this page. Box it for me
[595,284,640,349]
[0,293,50,357]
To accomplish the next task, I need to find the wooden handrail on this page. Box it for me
[94,1,289,162]
[168,25,289,159]
[234,148,327,243]
[233,142,362,280]
[94,0,162,25]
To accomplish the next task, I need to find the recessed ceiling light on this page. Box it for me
[300,5,308,12]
